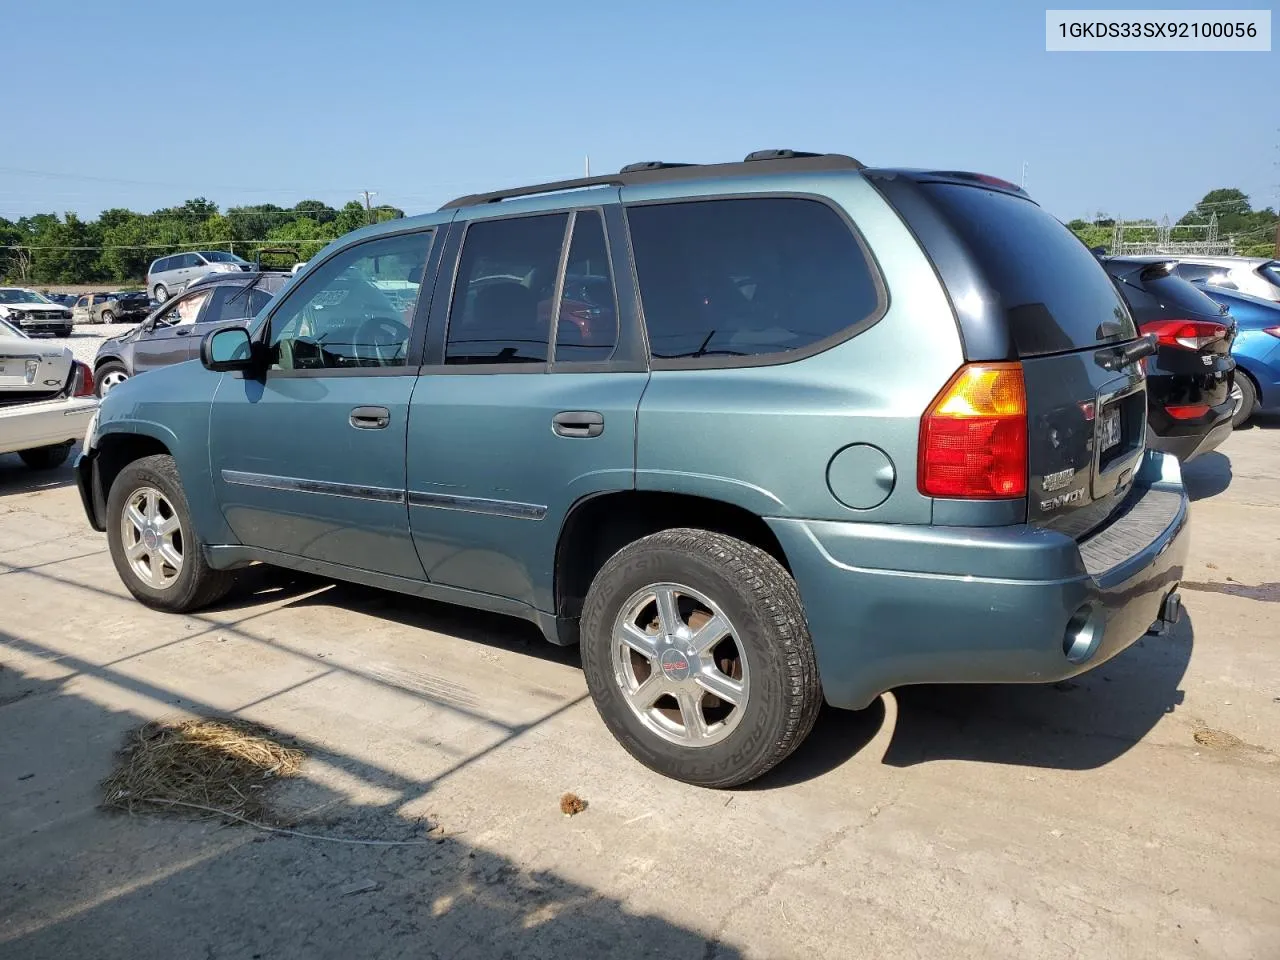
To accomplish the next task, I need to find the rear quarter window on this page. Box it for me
[626,197,881,364]
[922,184,1135,356]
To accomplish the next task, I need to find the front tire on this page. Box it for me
[1231,374,1257,429]
[580,528,822,788]
[152,284,169,303]
[105,454,235,612]
[96,361,129,398]
[19,443,72,470]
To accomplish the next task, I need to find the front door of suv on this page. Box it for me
[406,200,647,613]
[208,228,440,579]
[132,288,212,373]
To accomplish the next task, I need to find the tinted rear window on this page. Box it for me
[627,198,881,362]
[923,184,1135,356]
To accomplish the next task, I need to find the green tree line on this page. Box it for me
[1066,187,1278,257]
[0,198,405,285]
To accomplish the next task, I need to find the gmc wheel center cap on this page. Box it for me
[659,648,692,682]
[142,528,159,550]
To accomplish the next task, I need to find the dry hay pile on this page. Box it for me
[102,717,304,823]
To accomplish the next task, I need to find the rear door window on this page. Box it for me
[626,197,880,362]
[920,184,1136,355]
[446,213,568,364]
[553,210,618,363]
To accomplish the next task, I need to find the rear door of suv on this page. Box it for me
[870,174,1147,537]
[405,194,647,612]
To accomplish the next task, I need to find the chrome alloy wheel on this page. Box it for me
[610,582,749,747]
[120,486,183,589]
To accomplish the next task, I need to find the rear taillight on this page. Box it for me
[1139,319,1228,351]
[919,362,1027,499]
[1165,403,1210,420]
[71,361,94,398]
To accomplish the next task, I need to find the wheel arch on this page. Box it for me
[553,490,792,642]
[94,427,174,511]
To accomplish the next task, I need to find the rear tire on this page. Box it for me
[100,309,115,325]
[105,454,236,612]
[1231,374,1257,429]
[580,528,822,788]
[18,443,73,470]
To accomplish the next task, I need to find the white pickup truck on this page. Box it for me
[0,318,97,469]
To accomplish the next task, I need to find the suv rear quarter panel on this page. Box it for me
[628,173,963,525]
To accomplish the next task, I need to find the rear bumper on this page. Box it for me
[768,452,1189,710]
[1147,401,1234,461]
[0,396,96,457]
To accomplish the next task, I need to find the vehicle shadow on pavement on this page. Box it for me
[1239,411,1280,431]
[0,653,739,960]
[272,578,582,667]
[0,456,76,496]
[880,614,1193,770]
[1182,451,1233,501]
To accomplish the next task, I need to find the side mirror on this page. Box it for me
[201,326,256,372]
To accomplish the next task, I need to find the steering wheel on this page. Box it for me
[354,315,410,366]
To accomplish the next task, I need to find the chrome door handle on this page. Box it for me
[350,406,391,429]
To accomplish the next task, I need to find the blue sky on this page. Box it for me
[3,0,1276,223]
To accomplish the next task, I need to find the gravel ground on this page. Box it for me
[38,323,135,367]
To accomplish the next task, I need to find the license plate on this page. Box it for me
[1100,406,1121,452]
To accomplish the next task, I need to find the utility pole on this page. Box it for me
[362,190,378,225]
[585,156,591,177]
[1021,161,1028,190]
[1273,220,1280,259]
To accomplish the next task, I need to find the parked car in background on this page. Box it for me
[1,315,96,469]
[146,251,253,302]
[78,153,1189,788]
[41,292,78,308]
[72,290,152,326]
[0,288,73,337]
[1193,283,1280,427]
[1147,256,1280,304]
[1101,257,1236,461]
[92,271,290,397]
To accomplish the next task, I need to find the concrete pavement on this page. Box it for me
[1,423,1277,959]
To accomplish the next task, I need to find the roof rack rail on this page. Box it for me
[438,151,865,211]
[745,149,828,162]
[618,161,697,173]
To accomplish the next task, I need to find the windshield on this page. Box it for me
[0,289,51,305]
[201,251,246,264]
[1262,262,1280,287]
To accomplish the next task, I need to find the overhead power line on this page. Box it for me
[2,240,337,252]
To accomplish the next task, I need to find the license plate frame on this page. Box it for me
[1100,405,1122,452]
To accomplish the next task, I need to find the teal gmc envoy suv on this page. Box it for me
[76,150,1188,787]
